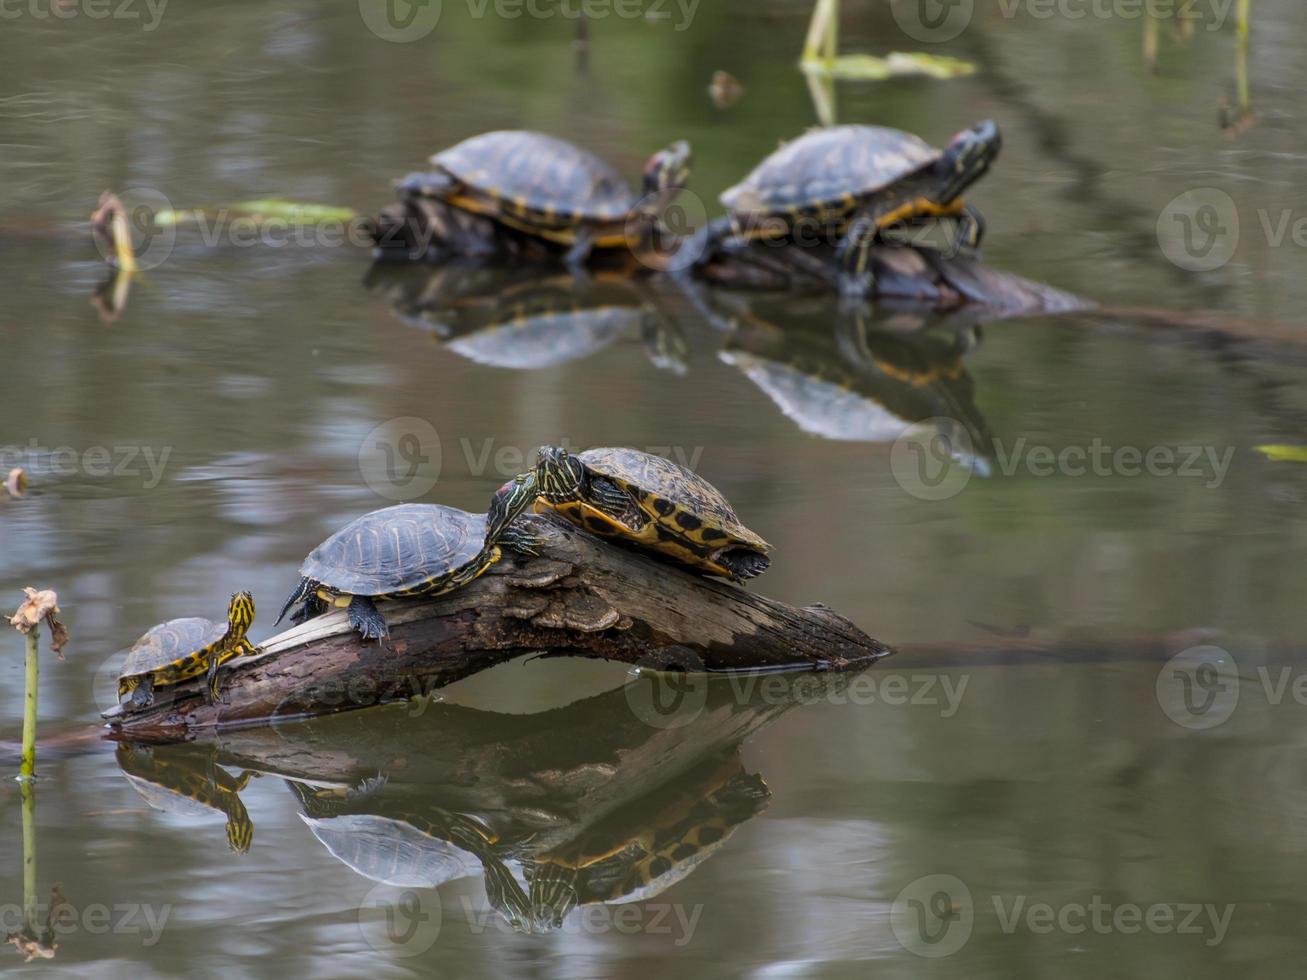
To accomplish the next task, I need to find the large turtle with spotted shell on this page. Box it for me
[532,446,770,581]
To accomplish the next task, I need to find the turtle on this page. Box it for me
[395,130,692,268]
[289,779,535,932]
[524,762,770,930]
[718,120,1002,296]
[274,474,542,642]
[532,446,771,581]
[117,591,259,710]
[116,743,261,854]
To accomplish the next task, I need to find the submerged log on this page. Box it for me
[102,515,889,734]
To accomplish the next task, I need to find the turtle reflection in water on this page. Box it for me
[288,780,536,931]
[716,299,994,475]
[366,264,689,375]
[116,744,260,854]
[523,756,771,932]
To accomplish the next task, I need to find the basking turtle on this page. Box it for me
[274,475,541,641]
[116,743,260,853]
[719,121,1001,295]
[117,591,259,709]
[525,765,770,930]
[289,780,535,932]
[533,446,770,581]
[396,130,692,267]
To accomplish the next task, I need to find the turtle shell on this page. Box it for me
[121,617,226,681]
[299,504,487,598]
[302,813,484,889]
[720,125,941,218]
[431,131,638,225]
[577,448,769,553]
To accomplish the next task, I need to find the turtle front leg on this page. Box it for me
[952,203,985,255]
[716,548,771,582]
[500,523,546,559]
[835,213,878,298]
[129,677,155,711]
[562,227,596,270]
[347,595,389,642]
[205,649,223,705]
[589,475,641,525]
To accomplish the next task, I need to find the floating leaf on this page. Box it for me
[801,51,976,81]
[155,200,357,227]
[1256,445,1307,463]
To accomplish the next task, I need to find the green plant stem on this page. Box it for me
[1236,0,1250,111]
[20,625,38,781]
[824,0,838,64]
[20,777,37,931]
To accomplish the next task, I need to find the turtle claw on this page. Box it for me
[347,595,390,643]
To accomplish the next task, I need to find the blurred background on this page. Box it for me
[2,1,1307,976]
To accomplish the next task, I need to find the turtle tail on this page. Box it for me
[274,579,311,627]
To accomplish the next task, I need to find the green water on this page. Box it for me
[2,1,1307,976]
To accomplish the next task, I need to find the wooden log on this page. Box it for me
[102,515,890,735]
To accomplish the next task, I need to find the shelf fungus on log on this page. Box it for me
[103,515,891,734]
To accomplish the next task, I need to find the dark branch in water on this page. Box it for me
[103,515,889,735]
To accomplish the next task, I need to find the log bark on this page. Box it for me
[102,515,890,734]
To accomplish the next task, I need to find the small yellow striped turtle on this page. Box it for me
[117,744,260,854]
[533,446,771,581]
[275,476,541,641]
[117,592,259,710]
[397,130,692,267]
[719,121,1001,296]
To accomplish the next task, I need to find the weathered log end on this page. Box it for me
[103,515,890,733]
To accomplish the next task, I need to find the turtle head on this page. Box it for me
[642,140,693,198]
[534,446,586,504]
[227,591,255,637]
[936,120,1001,204]
[485,472,539,545]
